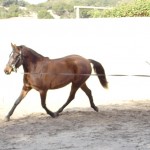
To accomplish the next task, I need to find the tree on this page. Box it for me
[2,0,27,7]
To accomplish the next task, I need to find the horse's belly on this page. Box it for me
[49,77,72,89]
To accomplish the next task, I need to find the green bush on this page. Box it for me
[37,10,53,19]
[52,1,74,18]
[0,7,8,18]
[98,0,150,17]
[87,9,101,18]
[0,4,22,18]
[8,5,20,17]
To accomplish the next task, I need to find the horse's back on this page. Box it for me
[52,54,92,74]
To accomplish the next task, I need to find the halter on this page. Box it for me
[9,51,23,72]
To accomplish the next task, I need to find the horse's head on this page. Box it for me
[4,43,23,75]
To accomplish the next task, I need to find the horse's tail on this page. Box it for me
[89,59,108,89]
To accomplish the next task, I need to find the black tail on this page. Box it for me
[89,59,108,89]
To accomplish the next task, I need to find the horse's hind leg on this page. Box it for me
[81,83,99,112]
[40,90,55,118]
[55,84,79,116]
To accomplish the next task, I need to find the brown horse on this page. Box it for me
[4,43,108,121]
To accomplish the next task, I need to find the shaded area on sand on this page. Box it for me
[1,100,150,150]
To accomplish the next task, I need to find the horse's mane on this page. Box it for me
[20,45,44,57]
[19,45,45,64]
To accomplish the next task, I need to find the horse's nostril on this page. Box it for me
[5,71,8,74]
[4,68,10,75]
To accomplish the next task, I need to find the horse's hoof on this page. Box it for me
[4,116,10,122]
[53,112,59,118]
[94,106,99,112]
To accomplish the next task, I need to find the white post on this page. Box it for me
[74,6,113,19]
[76,7,80,19]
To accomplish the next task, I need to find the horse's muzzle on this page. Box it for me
[4,65,13,75]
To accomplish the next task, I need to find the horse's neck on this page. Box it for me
[22,49,44,73]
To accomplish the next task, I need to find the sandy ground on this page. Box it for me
[1,100,150,150]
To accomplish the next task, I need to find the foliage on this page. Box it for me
[0,0,124,19]
[87,9,101,18]
[1,0,150,18]
[37,10,53,19]
[52,1,73,17]
[0,7,8,18]
[8,4,18,17]
[1,0,27,7]
[0,4,25,18]
[40,0,124,18]
[46,0,75,18]
[94,0,150,17]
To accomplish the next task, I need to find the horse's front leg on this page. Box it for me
[5,86,31,121]
[40,90,55,118]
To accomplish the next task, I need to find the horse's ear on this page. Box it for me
[11,43,14,49]
[11,43,20,53]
